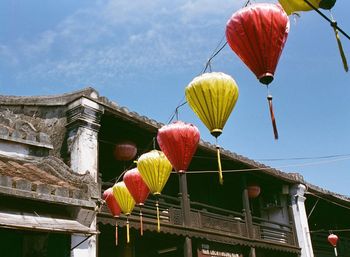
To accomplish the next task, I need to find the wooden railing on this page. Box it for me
[252,216,296,245]
[103,194,297,247]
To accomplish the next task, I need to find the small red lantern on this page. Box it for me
[123,168,150,236]
[157,121,200,173]
[103,187,121,217]
[114,141,137,161]
[247,184,261,199]
[102,188,121,246]
[328,234,339,256]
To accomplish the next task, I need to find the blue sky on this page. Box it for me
[1,0,349,195]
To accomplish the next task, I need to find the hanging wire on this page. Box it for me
[201,41,228,74]
[303,0,350,41]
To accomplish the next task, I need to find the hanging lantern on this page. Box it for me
[226,3,290,140]
[157,121,200,173]
[247,184,261,199]
[137,150,172,232]
[103,187,121,245]
[328,234,339,256]
[185,72,239,184]
[114,141,137,161]
[112,182,136,243]
[278,0,336,15]
[123,168,150,236]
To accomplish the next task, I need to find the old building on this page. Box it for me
[0,88,349,257]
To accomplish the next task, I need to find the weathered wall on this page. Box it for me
[0,106,67,159]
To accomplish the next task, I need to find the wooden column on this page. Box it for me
[179,173,193,257]
[241,176,256,257]
[241,176,253,238]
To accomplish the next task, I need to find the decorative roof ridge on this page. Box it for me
[0,87,99,106]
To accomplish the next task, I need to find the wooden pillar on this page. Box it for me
[179,173,193,257]
[242,176,256,257]
[241,176,253,238]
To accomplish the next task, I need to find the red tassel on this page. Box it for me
[115,221,118,246]
[267,95,278,140]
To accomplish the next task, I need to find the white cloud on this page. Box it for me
[3,0,248,87]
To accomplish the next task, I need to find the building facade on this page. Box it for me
[0,88,349,257]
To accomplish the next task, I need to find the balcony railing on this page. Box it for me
[101,194,297,247]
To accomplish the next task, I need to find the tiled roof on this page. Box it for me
[0,155,97,205]
[1,88,349,203]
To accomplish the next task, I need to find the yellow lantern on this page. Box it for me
[278,0,336,15]
[137,150,172,232]
[185,72,239,184]
[278,0,321,15]
[113,182,136,243]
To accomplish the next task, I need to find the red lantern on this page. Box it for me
[103,187,121,217]
[102,188,121,245]
[328,234,339,256]
[247,184,261,199]
[226,3,290,140]
[114,141,137,161]
[157,121,200,173]
[123,168,150,235]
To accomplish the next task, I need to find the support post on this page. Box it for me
[66,97,104,257]
[290,184,314,257]
[242,176,256,257]
[179,173,192,257]
[241,176,253,238]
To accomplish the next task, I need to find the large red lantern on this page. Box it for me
[226,3,290,140]
[157,121,200,173]
[102,188,121,245]
[123,168,150,236]
[328,234,339,256]
[114,141,137,161]
[247,184,261,199]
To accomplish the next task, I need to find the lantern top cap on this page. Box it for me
[189,72,237,86]
[158,120,199,132]
[229,3,290,32]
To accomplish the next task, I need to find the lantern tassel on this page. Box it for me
[156,199,160,232]
[332,21,348,72]
[216,145,223,185]
[334,247,338,256]
[139,205,143,236]
[126,216,130,243]
[267,95,278,140]
[115,221,118,246]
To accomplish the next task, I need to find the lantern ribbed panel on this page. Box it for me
[185,72,239,137]
[157,121,200,172]
[103,187,122,217]
[226,4,289,83]
[123,168,150,205]
[278,0,320,14]
[137,150,172,195]
[112,182,135,216]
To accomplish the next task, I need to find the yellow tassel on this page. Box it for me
[156,200,160,232]
[126,218,130,243]
[216,146,223,185]
[140,206,143,236]
[332,22,348,72]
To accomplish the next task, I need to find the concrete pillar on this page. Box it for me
[66,97,104,257]
[290,184,314,257]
